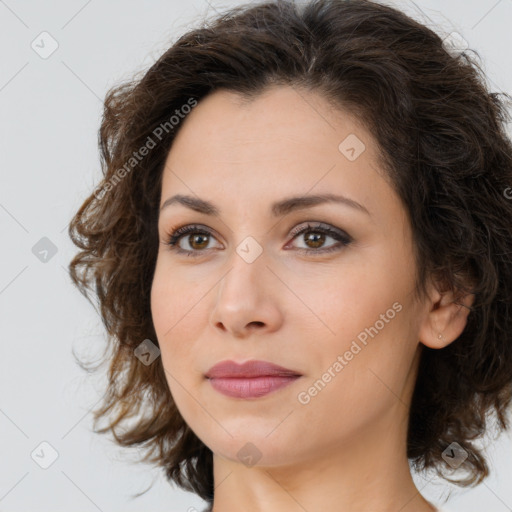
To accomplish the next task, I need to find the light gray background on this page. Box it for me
[1,0,511,511]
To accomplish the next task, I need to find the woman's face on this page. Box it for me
[151,85,431,467]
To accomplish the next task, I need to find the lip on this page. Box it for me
[205,359,302,379]
[205,360,302,399]
[208,376,300,399]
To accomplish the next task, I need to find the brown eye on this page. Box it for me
[164,222,352,257]
[186,233,210,251]
[302,231,326,249]
[165,225,221,257]
[287,222,352,254]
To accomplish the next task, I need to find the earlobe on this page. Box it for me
[418,288,474,349]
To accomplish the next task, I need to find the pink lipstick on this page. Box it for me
[205,360,302,399]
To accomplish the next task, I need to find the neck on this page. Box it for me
[210,401,437,512]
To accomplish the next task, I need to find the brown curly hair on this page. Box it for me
[68,0,512,504]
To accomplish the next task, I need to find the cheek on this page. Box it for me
[150,264,188,365]
[151,259,196,333]
[150,261,209,378]
[150,265,174,340]
[302,270,383,344]
[308,259,415,384]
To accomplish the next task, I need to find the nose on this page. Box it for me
[209,250,284,339]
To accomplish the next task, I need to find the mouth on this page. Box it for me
[207,375,301,399]
[205,359,302,399]
[205,359,302,379]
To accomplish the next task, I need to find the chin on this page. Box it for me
[201,422,304,466]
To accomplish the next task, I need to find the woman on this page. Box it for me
[68,1,512,511]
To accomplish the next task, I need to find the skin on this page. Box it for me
[150,86,473,512]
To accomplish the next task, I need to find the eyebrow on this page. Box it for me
[159,193,370,217]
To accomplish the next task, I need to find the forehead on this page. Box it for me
[159,86,401,227]
[165,86,372,163]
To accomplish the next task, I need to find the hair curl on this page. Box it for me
[68,0,512,505]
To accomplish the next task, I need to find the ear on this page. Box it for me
[418,277,475,349]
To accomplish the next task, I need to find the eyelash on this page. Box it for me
[162,222,352,258]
